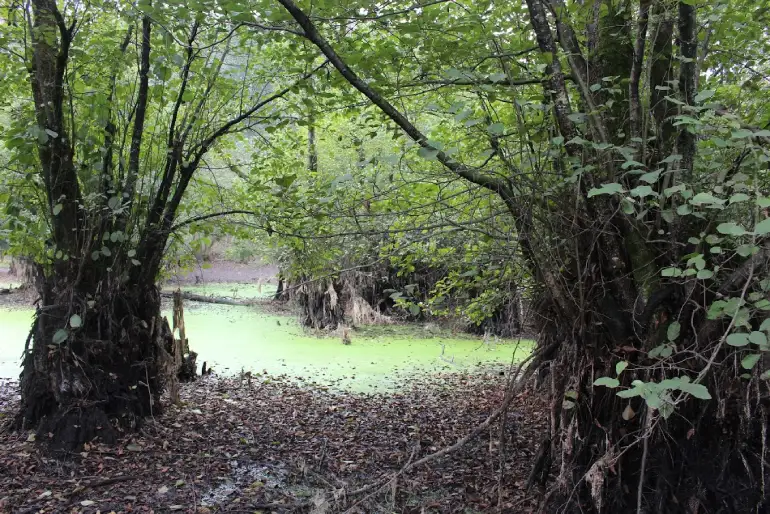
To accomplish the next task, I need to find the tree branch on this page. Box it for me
[276,0,512,201]
[676,1,697,179]
[629,0,650,156]
[398,77,552,88]
[122,16,152,215]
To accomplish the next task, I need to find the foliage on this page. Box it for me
[2,0,770,508]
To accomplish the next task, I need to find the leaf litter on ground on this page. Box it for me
[0,368,548,513]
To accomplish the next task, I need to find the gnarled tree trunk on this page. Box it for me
[16,279,167,450]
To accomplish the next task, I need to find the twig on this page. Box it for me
[636,408,652,514]
[341,340,556,509]
[343,448,417,513]
[78,475,137,489]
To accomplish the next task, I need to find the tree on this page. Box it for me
[0,0,323,449]
[270,0,770,510]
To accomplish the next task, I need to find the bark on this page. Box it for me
[676,1,697,179]
[29,0,82,261]
[629,0,651,154]
[277,0,770,512]
[16,279,167,451]
[297,280,345,330]
[122,16,151,215]
[308,112,318,172]
[648,5,675,164]
[278,0,575,320]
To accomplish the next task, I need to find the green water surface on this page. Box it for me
[0,288,532,392]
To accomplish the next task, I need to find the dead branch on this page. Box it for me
[340,340,557,511]
[160,291,257,306]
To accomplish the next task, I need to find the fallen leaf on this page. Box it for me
[81,500,96,506]
[157,485,169,495]
[126,443,143,452]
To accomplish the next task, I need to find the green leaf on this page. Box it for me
[694,90,715,103]
[127,249,136,258]
[630,185,653,197]
[678,382,711,400]
[753,218,770,236]
[716,222,747,236]
[131,259,141,266]
[588,183,624,197]
[731,129,754,139]
[69,314,82,328]
[418,146,439,160]
[53,204,63,216]
[101,246,112,257]
[594,377,620,388]
[621,160,645,170]
[667,321,681,341]
[616,361,628,375]
[107,196,120,210]
[727,333,750,347]
[749,331,767,346]
[697,269,714,280]
[52,329,68,345]
[487,123,505,135]
[690,192,725,206]
[617,386,644,398]
[741,353,761,370]
[736,244,758,257]
[760,319,770,332]
[488,72,507,83]
[729,193,750,204]
[639,170,661,183]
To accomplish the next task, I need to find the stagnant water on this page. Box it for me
[0,286,532,392]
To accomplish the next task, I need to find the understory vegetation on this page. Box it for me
[1,0,769,511]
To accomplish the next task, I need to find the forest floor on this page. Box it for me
[0,371,548,513]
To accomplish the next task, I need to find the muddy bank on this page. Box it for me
[166,260,279,286]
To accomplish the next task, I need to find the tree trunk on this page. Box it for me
[297,279,345,330]
[15,276,169,451]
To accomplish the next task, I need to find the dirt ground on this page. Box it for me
[0,260,279,308]
[0,372,547,513]
[166,261,279,286]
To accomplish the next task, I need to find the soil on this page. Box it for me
[166,261,279,286]
[0,371,547,513]
[0,260,279,309]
